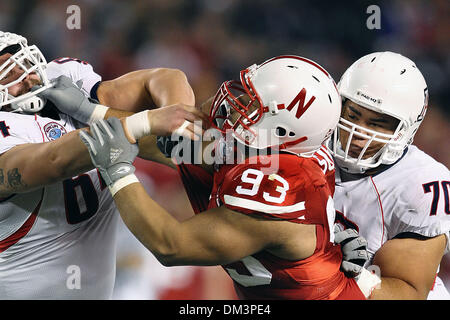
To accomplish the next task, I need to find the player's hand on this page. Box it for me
[34,75,104,124]
[79,117,138,186]
[122,104,210,144]
[148,103,209,140]
[334,227,369,278]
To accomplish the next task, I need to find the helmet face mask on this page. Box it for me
[210,55,342,156]
[210,66,264,142]
[330,101,406,173]
[0,31,51,113]
[329,51,428,174]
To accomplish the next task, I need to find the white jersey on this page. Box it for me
[0,58,119,299]
[334,145,450,299]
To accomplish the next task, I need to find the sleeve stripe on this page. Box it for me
[90,80,101,101]
[223,195,305,214]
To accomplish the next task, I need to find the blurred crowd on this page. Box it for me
[0,0,448,299]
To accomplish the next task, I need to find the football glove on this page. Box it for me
[334,227,369,277]
[79,117,138,187]
[35,75,108,124]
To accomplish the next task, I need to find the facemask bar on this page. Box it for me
[210,68,265,145]
[0,43,50,112]
[331,116,405,169]
[210,80,238,130]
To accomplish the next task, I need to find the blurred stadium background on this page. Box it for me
[1,0,448,299]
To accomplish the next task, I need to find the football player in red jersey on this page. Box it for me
[78,55,379,299]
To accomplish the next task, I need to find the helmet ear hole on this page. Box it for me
[275,126,287,137]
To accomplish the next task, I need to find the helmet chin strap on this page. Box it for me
[334,156,368,174]
[9,94,46,114]
[331,136,386,175]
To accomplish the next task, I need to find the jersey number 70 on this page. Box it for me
[423,181,450,216]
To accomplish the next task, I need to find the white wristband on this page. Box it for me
[125,110,151,142]
[108,174,140,197]
[356,267,382,298]
[88,104,109,124]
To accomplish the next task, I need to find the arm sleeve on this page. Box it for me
[46,58,102,99]
[0,112,44,154]
[388,164,450,252]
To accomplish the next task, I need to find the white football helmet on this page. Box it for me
[210,55,341,156]
[0,31,51,113]
[329,51,428,174]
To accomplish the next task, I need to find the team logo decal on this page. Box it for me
[44,122,67,141]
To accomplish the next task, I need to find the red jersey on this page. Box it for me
[177,146,364,300]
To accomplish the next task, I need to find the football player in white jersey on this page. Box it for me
[329,51,450,299]
[0,31,204,299]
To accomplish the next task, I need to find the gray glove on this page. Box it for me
[35,75,98,124]
[334,227,369,278]
[79,117,139,186]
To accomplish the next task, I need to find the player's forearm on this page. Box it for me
[369,277,427,300]
[113,182,185,266]
[104,108,133,119]
[0,130,93,196]
[136,135,177,169]
[113,180,270,267]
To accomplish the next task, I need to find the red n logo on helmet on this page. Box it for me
[280,88,316,119]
